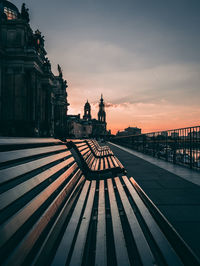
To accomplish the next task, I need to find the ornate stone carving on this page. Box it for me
[21,3,30,23]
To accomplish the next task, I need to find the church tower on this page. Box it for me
[98,94,106,123]
[83,100,91,120]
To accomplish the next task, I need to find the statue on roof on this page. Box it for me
[21,3,30,23]
[58,64,63,78]
[43,57,51,72]
[34,29,45,48]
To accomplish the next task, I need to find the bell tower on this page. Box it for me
[83,100,91,120]
[98,94,106,123]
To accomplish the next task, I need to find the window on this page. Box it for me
[4,7,18,20]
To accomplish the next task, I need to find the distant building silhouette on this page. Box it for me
[117,127,141,136]
[0,1,69,137]
[98,94,106,123]
[67,95,108,138]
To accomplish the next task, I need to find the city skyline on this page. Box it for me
[12,0,200,134]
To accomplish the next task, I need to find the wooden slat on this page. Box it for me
[125,176,183,266]
[111,156,118,167]
[83,150,91,160]
[100,158,104,171]
[104,157,109,169]
[0,150,71,185]
[0,157,74,210]
[107,157,114,168]
[114,177,155,265]
[0,145,67,164]
[69,180,96,265]
[75,142,86,147]
[94,159,100,171]
[51,180,91,266]
[95,180,107,266]
[114,157,124,169]
[33,174,85,266]
[4,170,84,266]
[86,154,93,164]
[0,138,62,146]
[85,154,92,165]
[91,158,97,171]
[88,156,95,168]
[0,162,78,249]
[80,147,90,156]
[78,145,88,152]
[107,178,130,266]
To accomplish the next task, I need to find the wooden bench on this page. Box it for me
[68,139,125,175]
[51,175,199,266]
[0,138,199,266]
[86,139,113,157]
[0,138,86,266]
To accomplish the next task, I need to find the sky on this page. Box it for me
[13,0,200,134]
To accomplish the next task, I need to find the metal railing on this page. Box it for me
[112,126,200,170]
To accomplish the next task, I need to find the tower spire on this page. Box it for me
[98,94,106,123]
[83,99,91,120]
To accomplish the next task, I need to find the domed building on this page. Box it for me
[0,1,69,137]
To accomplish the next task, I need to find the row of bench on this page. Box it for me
[68,139,125,176]
[0,138,199,265]
[86,139,113,157]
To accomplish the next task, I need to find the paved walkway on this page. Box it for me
[108,142,200,258]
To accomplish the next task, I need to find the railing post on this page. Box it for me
[143,134,145,153]
[166,132,168,161]
[189,128,193,169]
[173,131,177,164]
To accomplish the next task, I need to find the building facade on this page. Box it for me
[0,1,69,137]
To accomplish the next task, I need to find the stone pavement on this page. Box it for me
[108,142,200,259]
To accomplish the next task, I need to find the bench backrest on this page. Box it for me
[68,139,125,175]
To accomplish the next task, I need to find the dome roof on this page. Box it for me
[0,0,19,20]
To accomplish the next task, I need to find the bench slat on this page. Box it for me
[111,156,119,168]
[0,138,62,146]
[104,157,109,169]
[0,150,71,185]
[94,159,100,171]
[114,177,155,265]
[69,180,96,265]
[0,162,78,248]
[33,174,85,266]
[100,158,104,171]
[107,178,130,266]
[125,176,183,266]
[52,180,90,266]
[107,157,114,168]
[0,157,74,210]
[0,145,67,164]
[95,180,107,266]
[3,170,84,266]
